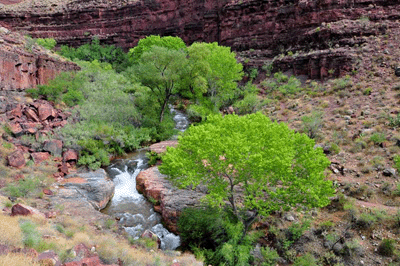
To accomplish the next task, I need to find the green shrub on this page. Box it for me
[293,253,318,266]
[233,93,262,115]
[146,151,161,166]
[389,114,400,127]
[301,111,324,139]
[58,37,132,72]
[378,239,396,256]
[256,246,280,266]
[332,75,352,91]
[20,220,41,248]
[369,132,386,145]
[394,155,400,172]
[3,178,41,198]
[35,38,57,50]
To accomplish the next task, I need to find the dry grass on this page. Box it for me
[0,253,40,266]
[0,213,23,247]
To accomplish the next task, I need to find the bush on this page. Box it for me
[301,111,324,139]
[256,246,280,266]
[378,239,396,256]
[389,114,400,127]
[58,37,132,72]
[369,132,386,145]
[3,178,41,198]
[35,38,57,50]
[293,253,318,266]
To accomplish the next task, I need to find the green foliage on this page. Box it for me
[161,112,334,241]
[301,111,324,139]
[59,37,131,72]
[256,246,280,266]
[233,93,262,115]
[332,75,352,91]
[260,72,302,97]
[26,71,85,106]
[293,253,318,266]
[20,220,56,252]
[363,87,372,95]
[128,35,186,63]
[389,114,400,127]
[78,138,110,170]
[129,46,188,122]
[146,151,161,166]
[394,155,400,172]
[3,177,41,198]
[185,42,244,110]
[35,38,57,50]
[378,239,396,256]
[178,206,230,251]
[369,132,386,145]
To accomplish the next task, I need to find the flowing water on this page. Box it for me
[102,107,190,250]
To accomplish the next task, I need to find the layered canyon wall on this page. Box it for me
[0,0,399,78]
[0,27,79,90]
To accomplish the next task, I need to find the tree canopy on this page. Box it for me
[131,46,188,122]
[159,112,334,230]
[128,35,186,63]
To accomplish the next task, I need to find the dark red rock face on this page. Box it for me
[0,28,80,91]
[0,0,398,52]
[0,0,399,79]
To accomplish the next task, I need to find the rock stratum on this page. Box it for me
[0,27,79,91]
[0,0,399,77]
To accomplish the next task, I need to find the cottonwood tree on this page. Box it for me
[132,46,188,122]
[159,112,334,237]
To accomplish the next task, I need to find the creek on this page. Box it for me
[102,107,190,250]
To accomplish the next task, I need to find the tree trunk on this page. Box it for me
[159,98,169,123]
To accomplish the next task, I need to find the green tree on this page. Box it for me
[186,42,244,110]
[128,35,187,63]
[160,113,334,239]
[131,46,188,122]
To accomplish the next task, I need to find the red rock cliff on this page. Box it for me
[0,27,79,90]
[0,0,398,51]
[1,0,399,78]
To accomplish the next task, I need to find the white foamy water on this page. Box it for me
[106,157,180,250]
[111,159,145,203]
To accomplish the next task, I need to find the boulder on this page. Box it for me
[63,149,78,163]
[38,103,57,121]
[20,122,42,134]
[136,166,204,234]
[31,152,51,164]
[60,169,115,210]
[141,229,161,248]
[149,140,178,154]
[43,139,63,157]
[38,250,61,266]
[62,244,119,266]
[7,150,25,168]
[24,108,40,122]
[11,203,45,218]
[7,122,23,137]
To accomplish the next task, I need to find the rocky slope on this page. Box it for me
[1,0,400,77]
[0,27,79,91]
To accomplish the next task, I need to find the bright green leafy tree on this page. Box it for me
[160,112,334,238]
[186,42,244,110]
[128,35,187,63]
[131,46,188,123]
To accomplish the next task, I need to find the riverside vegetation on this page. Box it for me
[2,32,400,265]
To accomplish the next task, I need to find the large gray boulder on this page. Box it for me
[50,169,115,222]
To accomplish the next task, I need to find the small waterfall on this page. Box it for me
[105,155,180,250]
[104,107,189,250]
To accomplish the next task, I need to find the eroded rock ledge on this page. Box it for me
[0,27,79,91]
[51,169,115,221]
[136,166,204,234]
